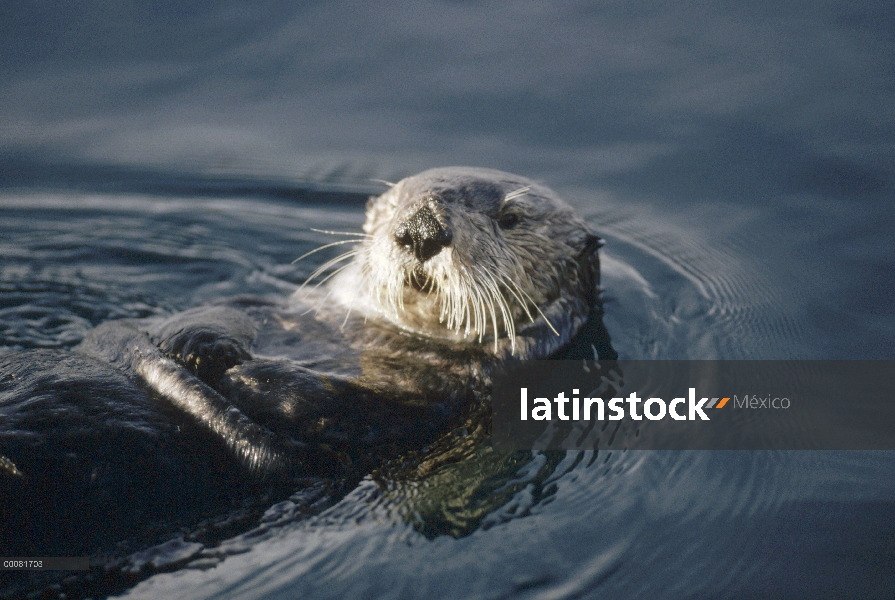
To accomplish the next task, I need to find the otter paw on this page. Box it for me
[174,331,251,383]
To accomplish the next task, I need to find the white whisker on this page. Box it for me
[471,269,499,347]
[476,266,517,353]
[504,185,530,202]
[473,283,487,342]
[479,275,501,352]
[507,276,560,336]
[298,250,358,291]
[309,261,354,291]
[310,228,371,238]
[300,288,334,315]
[498,274,535,323]
[292,239,362,264]
[340,304,353,329]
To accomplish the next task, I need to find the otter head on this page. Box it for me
[357,167,601,357]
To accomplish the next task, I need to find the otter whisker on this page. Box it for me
[482,275,504,352]
[464,283,476,339]
[448,261,477,338]
[442,268,457,327]
[340,304,353,330]
[424,276,437,297]
[298,250,359,292]
[471,281,487,343]
[450,284,462,332]
[370,179,396,188]
[458,272,470,335]
[504,276,560,336]
[470,273,485,339]
[448,269,466,334]
[476,266,517,352]
[358,256,377,305]
[300,287,335,316]
[378,257,405,319]
[459,270,475,337]
[410,268,434,295]
[496,273,534,323]
[396,270,406,313]
[309,228,372,238]
[300,250,358,286]
[438,272,452,326]
[503,185,530,202]
[487,271,518,351]
[473,270,500,351]
[309,261,355,292]
[424,271,438,295]
[292,239,362,264]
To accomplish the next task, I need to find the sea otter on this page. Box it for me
[69,167,602,474]
[0,167,609,568]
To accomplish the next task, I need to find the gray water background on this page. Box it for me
[1,2,894,598]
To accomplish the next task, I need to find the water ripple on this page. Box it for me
[588,205,809,359]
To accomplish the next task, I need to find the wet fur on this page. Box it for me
[0,168,606,573]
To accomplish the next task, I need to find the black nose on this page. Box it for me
[394,204,452,262]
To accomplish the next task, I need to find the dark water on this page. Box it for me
[2,2,894,599]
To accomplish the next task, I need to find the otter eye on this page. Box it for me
[497,213,520,230]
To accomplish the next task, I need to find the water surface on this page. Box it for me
[2,1,894,598]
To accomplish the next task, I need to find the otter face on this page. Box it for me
[357,167,600,353]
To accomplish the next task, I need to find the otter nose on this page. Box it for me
[394,204,452,262]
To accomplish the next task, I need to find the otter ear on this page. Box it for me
[577,233,602,308]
